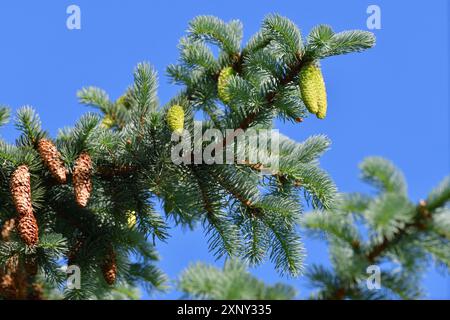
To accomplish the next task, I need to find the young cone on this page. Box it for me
[101,114,115,129]
[37,138,67,184]
[102,250,117,285]
[299,64,327,119]
[217,66,235,104]
[10,165,33,216]
[116,94,131,109]
[166,105,184,135]
[73,152,93,207]
[126,210,137,228]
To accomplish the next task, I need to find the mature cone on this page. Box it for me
[1,218,16,241]
[0,257,16,299]
[0,256,27,300]
[166,105,184,135]
[10,267,28,300]
[0,231,29,300]
[67,237,84,266]
[10,165,33,216]
[102,250,117,285]
[217,66,235,104]
[37,138,67,184]
[5,255,19,275]
[0,274,16,299]
[17,212,39,246]
[299,64,327,119]
[73,152,93,207]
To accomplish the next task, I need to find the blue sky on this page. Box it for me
[0,0,448,299]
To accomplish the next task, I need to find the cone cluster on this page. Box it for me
[299,64,327,119]
[37,138,67,184]
[217,67,235,104]
[102,249,117,285]
[73,152,93,207]
[0,256,38,300]
[10,165,39,246]
[166,105,184,135]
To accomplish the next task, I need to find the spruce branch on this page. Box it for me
[304,158,450,300]
[178,259,297,300]
[322,199,440,300]
[0,106,10,128]
[0,14,376,298]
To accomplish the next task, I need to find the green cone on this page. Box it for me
[299,64,327,119]
[217,67,235,104]
[167,104,184,134]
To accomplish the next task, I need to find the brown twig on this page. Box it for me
[208,169,255,209]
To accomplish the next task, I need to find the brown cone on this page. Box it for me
[37,139,67,184]
[0,274,16,299]
[102,250,117,285]
[17,212,39,246]
[1,218,16,241]
[73,152,93,207]
[12,268,28,300]
[0,229,32,300]
[67,237,84,266]
[0,255,27,300]
[27,283,44,300]
[10,165,33,216]
[0,257,18,299]
[5,255,19,275]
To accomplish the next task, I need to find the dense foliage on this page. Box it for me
[0,15,375,299]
